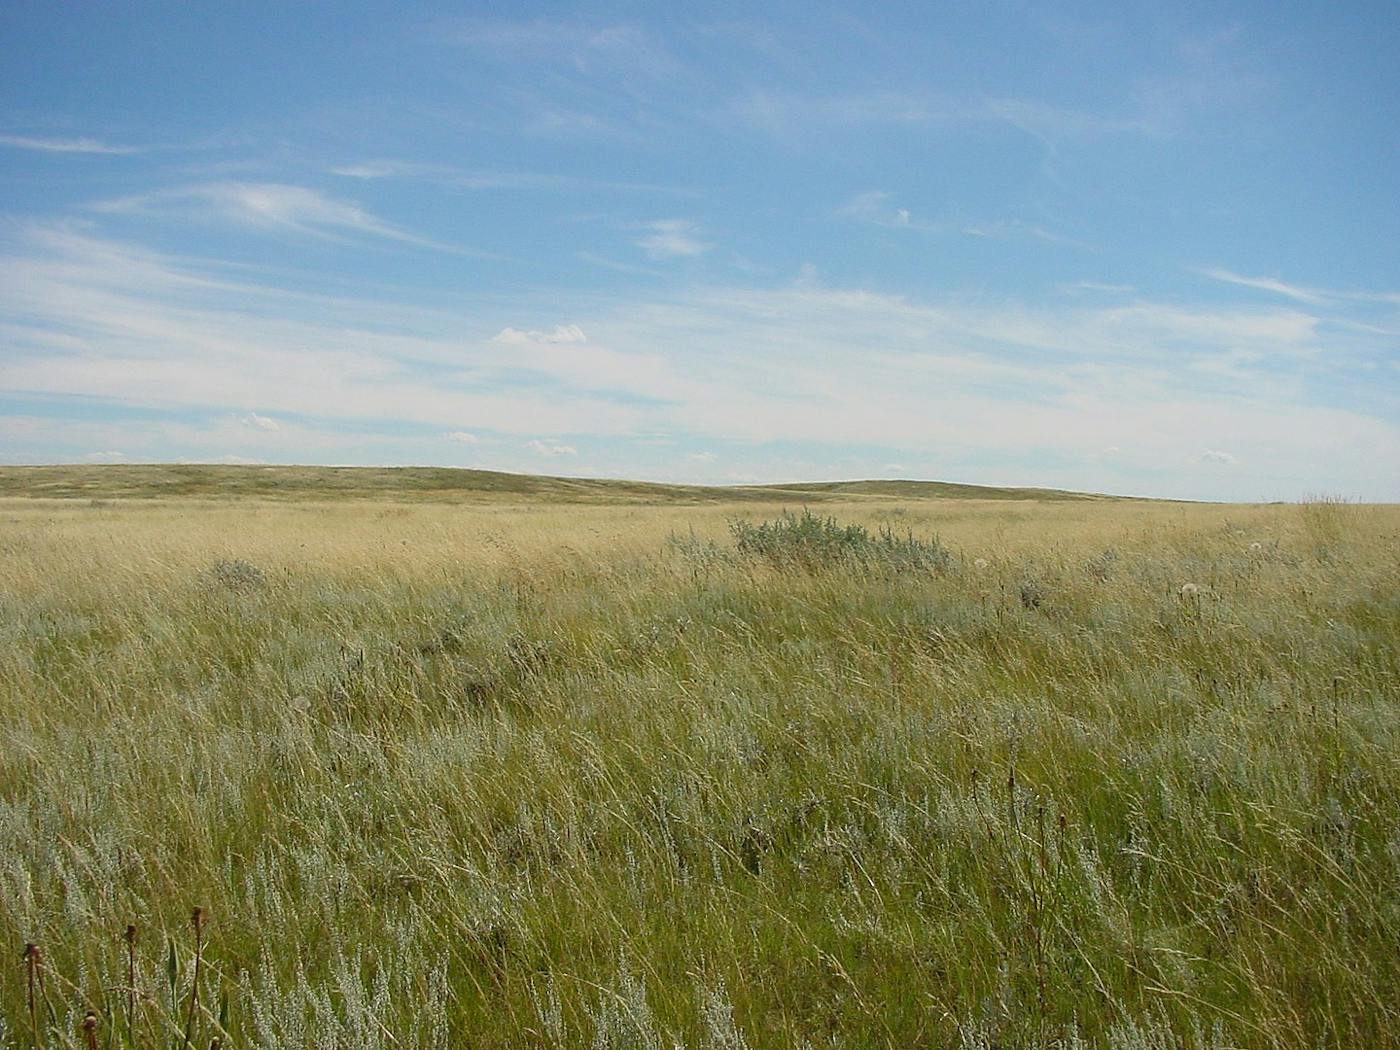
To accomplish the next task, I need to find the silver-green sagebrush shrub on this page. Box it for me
[729,509,952,574]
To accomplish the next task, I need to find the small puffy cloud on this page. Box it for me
[493,324,587,345]
[687,451,717,462]
[444,430,480,444]
[526,439,577,456]
[82,450,127,462]
[1201,449,1237,465]
[241,412,280,431]
[636,219,709,259]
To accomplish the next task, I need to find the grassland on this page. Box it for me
[0,465,1100,505]
[1,469,1397,1048]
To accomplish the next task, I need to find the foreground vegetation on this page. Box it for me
[1,483,1397,1047]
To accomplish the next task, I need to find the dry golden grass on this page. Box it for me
[2,484,1398,1048]
[1,493,1341,588]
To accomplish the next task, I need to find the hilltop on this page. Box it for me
[0,464,1107,504]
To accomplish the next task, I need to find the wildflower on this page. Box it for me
[1179,583,1201,598]
[1248,541,1263,553]
[973,557,990,570]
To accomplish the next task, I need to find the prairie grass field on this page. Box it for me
[2,470,1399,1048]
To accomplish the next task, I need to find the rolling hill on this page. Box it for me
[0,463,1108,504]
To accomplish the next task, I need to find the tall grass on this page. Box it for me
[1,495,1398,1047]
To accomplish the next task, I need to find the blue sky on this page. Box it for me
[2,2,1398,500]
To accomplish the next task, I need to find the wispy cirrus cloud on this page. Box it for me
[330,160,572,189]
[441,19,680,80]
[841,191,1083,246]
[327,159,689,196]
[93,182,468,253]
[636,219,709,259]
[526,439,577,457]
[840,191,939,233]
[728,90,1148,142]
[3,225,1397,499]
[0,133,138,155]
[1202,268,1328,305]
[1203,267,1400,308]
[493,325,588,345]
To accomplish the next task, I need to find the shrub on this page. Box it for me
[728,509,951,574]
[207,558,267,591]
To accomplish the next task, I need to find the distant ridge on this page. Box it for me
[0,464,1109,504]
[759,479,1099,502]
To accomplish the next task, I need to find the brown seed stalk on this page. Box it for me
[125,923,138,1043]
[181,907,206,1050]
[24,943,41,1050]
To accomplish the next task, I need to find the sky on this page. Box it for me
[1,1,1398,501]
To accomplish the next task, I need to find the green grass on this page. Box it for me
[1,494,1397,1048]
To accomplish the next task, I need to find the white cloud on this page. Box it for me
[636,219,709,259]
[1203,267,1400,308]
[840,190,889,216]
[329,160,675,194]
[728,90,1148,141]
[82,450,128,462]
[577,251,665,277]
[0,134,136,155]
[842,192,1077,244]
[4,225,1398,500]
[444,431,479,444]
[241,412,280,431]
[445,19,678,80]
[1063,281,1136,295]
[1090,303,1319,348]
[840,191,939,233]
[94,182,465,253]
[1201,268,1327,305]
[1201,449,1237,465]
[328,162,415,179]
[962,219,1083,247]
[687,451,717,462]
[493,324,588,345]
[526,439,577,456]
